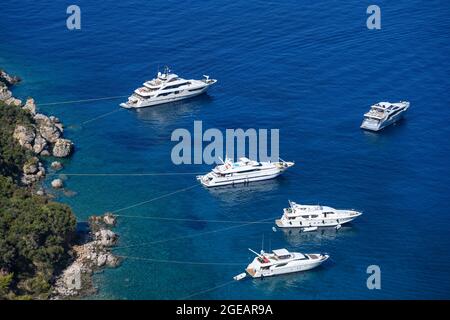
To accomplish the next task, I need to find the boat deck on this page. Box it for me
[246,268,256,277]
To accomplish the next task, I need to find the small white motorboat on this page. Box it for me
[233,273,247,281]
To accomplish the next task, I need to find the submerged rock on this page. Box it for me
[51,178,64,189]
[51,161,63,170]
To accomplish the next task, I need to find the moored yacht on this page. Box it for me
[245,248,329,278]
[275,201,362,229]
[120,66,217,109]
[360,101,410,131]
[197,157,294,187]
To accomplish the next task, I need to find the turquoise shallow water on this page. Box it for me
[1,0,450,299]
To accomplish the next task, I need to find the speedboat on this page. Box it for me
[120,66,217,109]
[275,201,362,229]
[196,156,294,187]
[360,101,410,131]
[245,248,328,278]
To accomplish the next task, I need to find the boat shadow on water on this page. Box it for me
[132,94,214,125]
[205,179,282,204]
[279,225,360,246]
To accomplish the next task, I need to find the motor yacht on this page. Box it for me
[275,201,362,229]
[197,157,294,187]
[245,248,328,278]
[360,101,410,131]
[120,66,217,109]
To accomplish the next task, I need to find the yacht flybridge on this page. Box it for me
[120,66,217,109]
[197,157,294,187]
[245,248,329,278]
[275,201,362,229]
[360,101,410,131]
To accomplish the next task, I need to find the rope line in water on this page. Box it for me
[47,172,206,177]
[116,214,274,224]
[179,279,238,300]
[111,184,200,214]
[117,255,244,266]
[112,215,278,250]
[39,95,129,106]
[81,108,125,125]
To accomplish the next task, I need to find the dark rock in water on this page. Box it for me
[0,69,21,86]
[53,138,73,157]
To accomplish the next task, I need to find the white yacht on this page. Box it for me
[197,157,294,187]
[120,66,217,109]
[275,201,362,229]
[245,248,329,278]
[360,101,410,131]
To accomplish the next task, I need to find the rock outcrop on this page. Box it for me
[0,69,21,86]
[52,213,120,299]
[51,178,64,189]
[52,138,73,158]
[51,161,63,170]
[13,125,35,151]
[21,158,46,186]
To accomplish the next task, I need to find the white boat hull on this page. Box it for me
[275,214,359,229]
[246,255,328,278]
[121,85,212,109]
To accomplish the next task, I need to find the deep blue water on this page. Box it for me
[2,0,450,299]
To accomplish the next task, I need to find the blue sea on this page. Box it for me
[1,0,450,299]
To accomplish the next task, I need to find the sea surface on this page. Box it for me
[1,0,450,299]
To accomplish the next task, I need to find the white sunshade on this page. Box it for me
[273,249,290,256]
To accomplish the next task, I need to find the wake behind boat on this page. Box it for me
[197,156,294,187]
[245,248,328,278]
[360,101,410,131]
[275,201,362,229]
[120,66,217,109]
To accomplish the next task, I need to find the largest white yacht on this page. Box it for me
[197,157,294,187]
[245,248,329,278]
[360,101,410,131]
[120,66,217,109]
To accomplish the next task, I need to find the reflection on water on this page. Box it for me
[205,179,282,205]
[280,225,359,247]
[132,94,214,126]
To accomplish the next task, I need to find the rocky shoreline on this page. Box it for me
[1,68,120,299]
[52,213,120,299]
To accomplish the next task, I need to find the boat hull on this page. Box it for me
[275,214,359,228]
[121,82,215,109]
[246,255,328,278]
[199,170,283,188]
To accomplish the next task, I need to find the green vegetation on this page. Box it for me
[0,100,77,299]
[0,101,34,181]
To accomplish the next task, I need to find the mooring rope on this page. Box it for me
[39,95,129,106]
[47,172,206,177]
[115,214,274,224]
[116,255,244,266]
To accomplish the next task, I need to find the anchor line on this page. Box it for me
[39,95,129,106]
[116,255,244,266]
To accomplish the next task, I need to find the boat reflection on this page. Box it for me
[279,225,359,246]
[132,94,214,125]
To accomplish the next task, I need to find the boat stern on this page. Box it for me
[360,118,381,131]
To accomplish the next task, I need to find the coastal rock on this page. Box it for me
[13,125,36,151]
[33,134,48,155]
[106,254,120,268]
[95,229,118,247]
[51,161,63,170]
[103,213,117,226]
[0,69,21,86]
[22,98,37,115]
[35,113,61,143]
[21,159,45,185]
[4,97,22,106]
[51,178,64,189]
[0,84,12,101]
[52,138,73,158]
[97,254,107,267]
